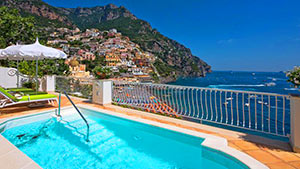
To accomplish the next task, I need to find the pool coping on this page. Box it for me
[0,105,268,169]
[0,134,41,169]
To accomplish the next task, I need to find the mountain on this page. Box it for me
[0,0,73,28]
[0,0,211,81]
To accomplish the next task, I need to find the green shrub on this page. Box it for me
[286,66,300,88]
[22,81,39,90]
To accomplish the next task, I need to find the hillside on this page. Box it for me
[0,0,211,81]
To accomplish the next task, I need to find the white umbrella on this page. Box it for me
[0,44,24,60]
[0,38,67,91]
[0,44,27,87]
[1,39,67,60]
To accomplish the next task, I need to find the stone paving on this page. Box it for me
[1,95,300,169]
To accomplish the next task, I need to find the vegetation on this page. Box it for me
[149,72,159,82]
[286,66,300,88]
[153,60,176,77]
[92,66,112,79]
[22,81,39,90]
[81,54,106,72]
[68,40,83,46]
[0,6,37,48]
[0,0,72,29]
[1,58,69,78]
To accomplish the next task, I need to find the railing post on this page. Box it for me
[290,94,300,153]
[92,80,112,106]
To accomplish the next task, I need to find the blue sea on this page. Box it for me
[170,71,299,95]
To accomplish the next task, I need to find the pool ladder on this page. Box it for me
[57,91,90,142]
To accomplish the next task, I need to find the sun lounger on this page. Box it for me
[0,87,57,108]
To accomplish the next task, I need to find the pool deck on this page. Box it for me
[1,95,300,169]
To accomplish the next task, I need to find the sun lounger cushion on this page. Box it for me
[21,91,48,95]
[8,88,34,92]
[18,94,57,101]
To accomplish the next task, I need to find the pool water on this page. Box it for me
[2,108,249,169]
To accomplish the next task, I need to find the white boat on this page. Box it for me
[265,82,276,86]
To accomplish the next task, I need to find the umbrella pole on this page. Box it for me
[36,59,38,93]
[17,60,19,88]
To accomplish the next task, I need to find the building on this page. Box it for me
[66,35,81,41]
[105,54,121,67]
[69,63,91,77]
[82,52,95,61]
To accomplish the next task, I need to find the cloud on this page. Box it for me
[217,38,234,44]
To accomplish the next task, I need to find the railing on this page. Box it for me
[55,76,94,99]
[58,91,90,142]
[113,82,290,137]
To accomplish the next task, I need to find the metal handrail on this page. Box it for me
[59,91,90,142]
[112,82,291,138]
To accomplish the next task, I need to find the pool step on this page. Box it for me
[59,116,128,151]
[54,115,159,166]
[59,116,115,141]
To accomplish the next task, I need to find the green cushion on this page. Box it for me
[21,91,48,95]
[8,88,34,92]
[18,94,57,102]
[0,87,18,101]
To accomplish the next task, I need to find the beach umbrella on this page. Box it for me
[0,44,24,60]
[0,44,23,87]
[0,38,67,91]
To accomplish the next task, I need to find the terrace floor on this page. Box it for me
[0,94,300,169]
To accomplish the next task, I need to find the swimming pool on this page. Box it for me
[0,106,266,169]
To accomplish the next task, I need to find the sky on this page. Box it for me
[43,0,300,72]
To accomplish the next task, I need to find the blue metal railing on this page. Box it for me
[58,91,90,142]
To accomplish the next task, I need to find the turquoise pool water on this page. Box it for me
[2,108,249,169]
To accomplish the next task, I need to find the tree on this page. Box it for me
[8,59,70,78]
[82,54,105,72]
[0,6,37,48]
[93,66,112,79]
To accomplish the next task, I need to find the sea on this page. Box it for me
[169,71,300,95]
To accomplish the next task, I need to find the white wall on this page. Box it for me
[0,67,30,88]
